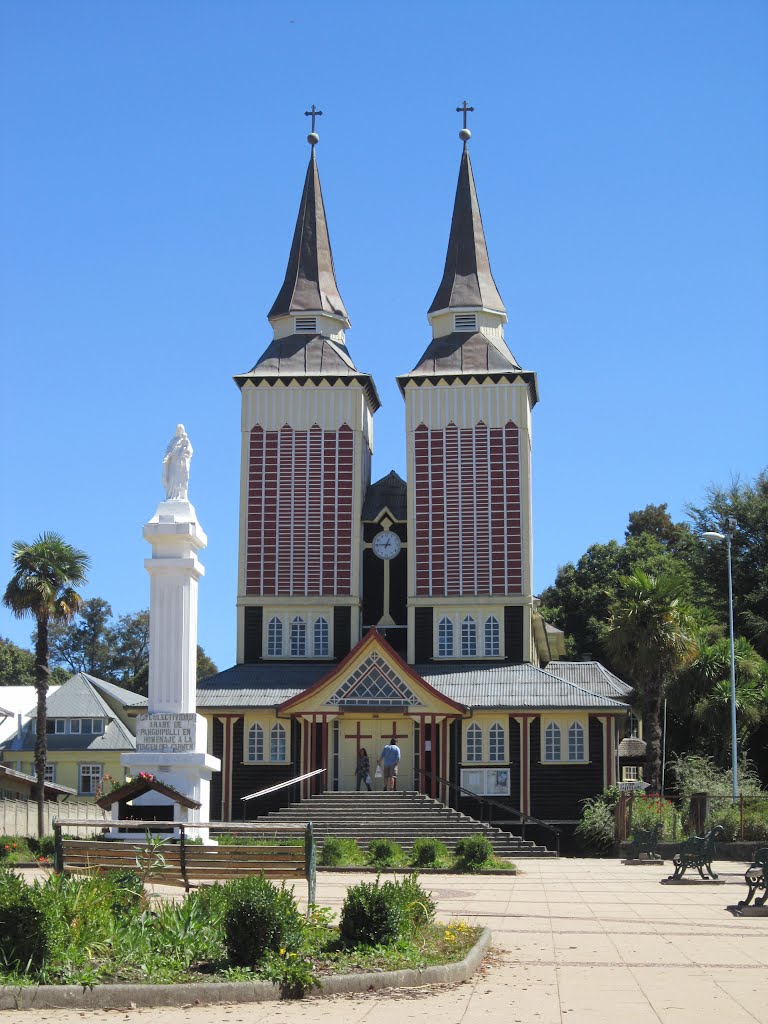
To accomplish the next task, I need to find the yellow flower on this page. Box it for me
[279,948,286,956]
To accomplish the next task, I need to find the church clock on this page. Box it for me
[372,530,401,560]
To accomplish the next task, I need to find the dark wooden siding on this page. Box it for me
[231,718,302,819]
[210,717,223,818]
[243,607,263,663]
[362,550,384,626]
[504,606,524,662]
[414,607,433,662]
[334,607,351,660]
[528,717,604,820]
[508,716,521,806]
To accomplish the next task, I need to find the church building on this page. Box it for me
[199,113,633,837]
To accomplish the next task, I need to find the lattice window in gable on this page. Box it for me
[327,656,422,707]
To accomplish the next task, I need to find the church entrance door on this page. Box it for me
[340,718,412,791]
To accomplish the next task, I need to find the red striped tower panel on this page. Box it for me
[246,423,353,596]
[413,420,522,597]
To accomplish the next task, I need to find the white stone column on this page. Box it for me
[122,495,220,841]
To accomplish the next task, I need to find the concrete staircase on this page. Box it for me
[254,790,557,858]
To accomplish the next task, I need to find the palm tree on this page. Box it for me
[690,636,768,758]
[603,569,697,792]
[3,533,90,836]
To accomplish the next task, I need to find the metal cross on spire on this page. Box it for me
[456,100,474,144]
[305,104,323,145]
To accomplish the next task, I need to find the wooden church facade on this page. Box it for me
[198,120,633,832]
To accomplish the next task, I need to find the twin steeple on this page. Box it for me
[259,105,519,377]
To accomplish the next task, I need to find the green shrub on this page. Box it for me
[0,871,48,971]
[104,870,145,918]
[395,873,436,931]
[575,791,618,852]
[339,877,405,947]
[320,837,362,866]
[223,876,303,967]
[367,838,403,867]
[454,834,494,871]
[629,794,677,840]
[410,837,447,867]
[705,805,768,842]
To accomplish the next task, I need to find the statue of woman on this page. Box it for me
[162,424,193,501]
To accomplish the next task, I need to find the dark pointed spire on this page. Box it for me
[428,145,506,316]
[268,145,350,325]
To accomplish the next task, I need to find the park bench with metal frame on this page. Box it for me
[626,822,663,861]
[738,847,768,910]
[667,824,724,882]
[52,818,316,907]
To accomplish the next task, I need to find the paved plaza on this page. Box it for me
[1,858,766,1024]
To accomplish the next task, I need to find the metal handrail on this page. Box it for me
[241,768,326,803]
[413,766,560,855]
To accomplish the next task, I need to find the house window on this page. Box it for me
[544,722,561,761]
[248,723,264,762]
[290,617,306,657]
[267,616,283,656]
[485,616,500,656]
[489,722,505,761]
[623,765,639,781]
[438,616,453,657]
[314,616,329,656]
[70,719,81,734]
[461,616,477,656]
[568,722,585,761]
[79,764,102,795]
[270,723,287,761]
[628,713,640,738]
[92,719,104,735]
[466,723,482,762]
[81,719,93,735]
[43,764,56,783]
[55,719,66,734]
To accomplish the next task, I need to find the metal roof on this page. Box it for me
[428,146,506,315]
[196,662,327,708]
[267,147,350,324]
[243,333,358,377]
[544,661,634,698]
[3,716,136,753]
[407,331,521,376]
[414,663,629,710]
[0,764,76,798]
[44,675,115,720]
[362,471,408,522]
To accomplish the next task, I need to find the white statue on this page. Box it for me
[162,424,193,501]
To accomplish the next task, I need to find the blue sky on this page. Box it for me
[1,1,766,672]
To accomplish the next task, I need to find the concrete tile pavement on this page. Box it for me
[2,858,767,1024]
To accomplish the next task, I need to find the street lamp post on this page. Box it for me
[702,517,738,803]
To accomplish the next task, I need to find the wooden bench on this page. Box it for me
[738,847,768,910]
[667,824,724,881]
[52,819,316,908]
[627,823,663,861]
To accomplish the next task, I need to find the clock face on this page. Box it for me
[372,530,402,560]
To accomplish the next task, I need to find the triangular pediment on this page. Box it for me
[279,629,466,715]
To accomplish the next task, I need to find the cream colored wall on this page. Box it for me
[536,712,591,765]
[7,753,128,799]
[460,712,511,764]
[337,719,413,791]
[241,713,292,766]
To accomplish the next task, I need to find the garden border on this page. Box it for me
[0,928,491,1011]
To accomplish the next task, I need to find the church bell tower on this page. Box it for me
[234,112,380,666]
[397,108,539,666]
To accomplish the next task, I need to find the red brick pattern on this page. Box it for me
[246,424,353,595]
[414,421,521,596]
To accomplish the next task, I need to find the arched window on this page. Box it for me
[248,723,264,762]
[568,721,585,761]
[270,723,286,761]
[545,722,561,761]
[466,722,482,761]
[314,616,329,656]
[485,616,500,656]
[267,617,283,657]
[489,722,505,761]
[438,616,454,657]
[461,616,477,656]
[290,616,306,657]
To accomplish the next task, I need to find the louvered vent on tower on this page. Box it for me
[295,316,318,333]
[454,313,478,332]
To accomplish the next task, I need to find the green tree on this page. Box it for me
[2,533,90,836]
[603,569,698,792]
[197,645,218,681]
[538,533,692,658]
[46,597,114,678]
[687,471,768,657]
[626,503,689,550]
[0,637,35,686]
